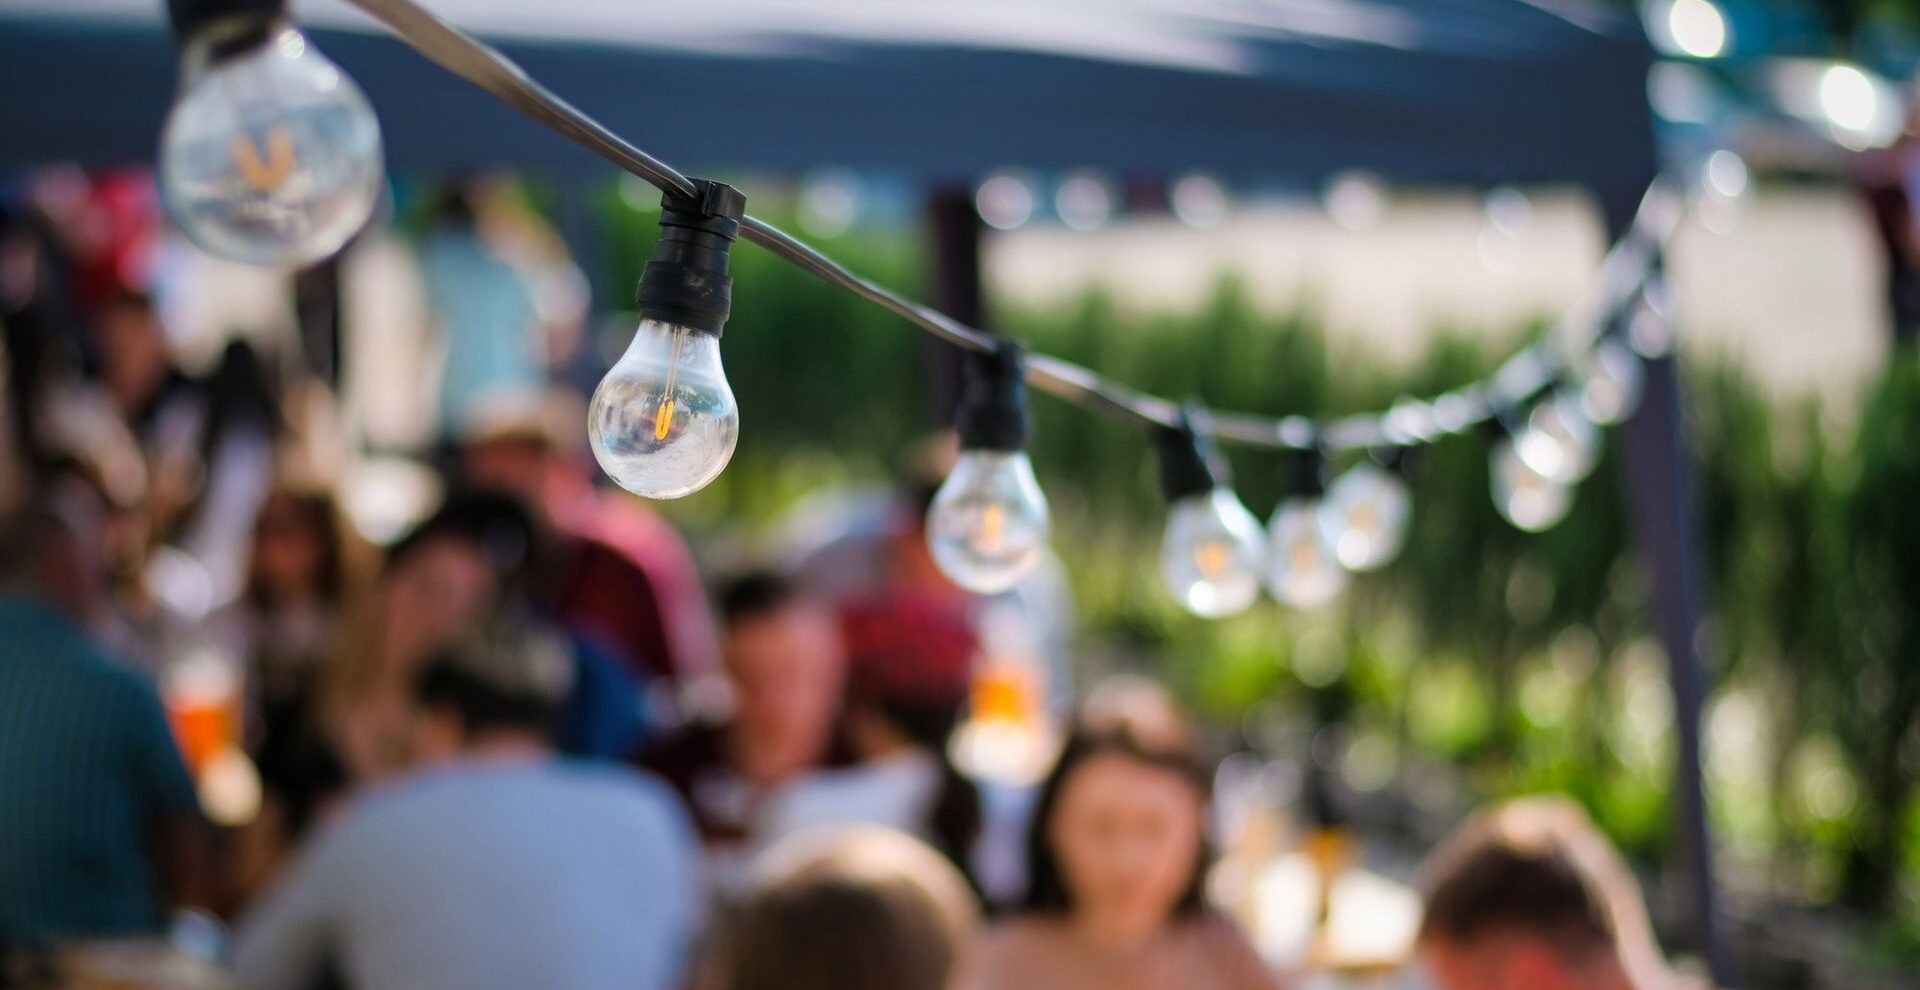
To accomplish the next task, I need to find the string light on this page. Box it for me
[160,0,383,266]
[157,0,1695,612]
[1491,423,1574,532]
[1267,450,1347,608]
[1579,336,1647,426]
[1512,390,1600,485]
[1317,452,1412,572]
[1158,414,1266,619]
[588,180,745,500]
[927,342,1052,594]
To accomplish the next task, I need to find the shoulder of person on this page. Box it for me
[976,915,1064,959]
[1180,913,1275,980]
[565,761,700,829]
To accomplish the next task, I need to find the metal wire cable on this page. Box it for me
[343,0,1680,453]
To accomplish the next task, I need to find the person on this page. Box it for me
[458,390,719,685]
[971,703,1276,990]
[1414,796,1695,990]
[419,179,585,446]
[322,490,645,783]
[209,483,364,903]
[756,590,983,881]
[211,483,365,710]
[712,826,979,990]
[231,617,700,990]
[640,571,848,885]
[0,483,212,938]
[1856,84,1920,348]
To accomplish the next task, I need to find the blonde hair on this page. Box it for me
[719,827,980,990]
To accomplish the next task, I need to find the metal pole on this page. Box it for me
[1602,191,1727,984]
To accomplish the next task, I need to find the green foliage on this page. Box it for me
[593,197,1917,937]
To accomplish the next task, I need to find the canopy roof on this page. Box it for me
[0,0,1657,190]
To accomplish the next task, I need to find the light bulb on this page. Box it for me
[159,23,382,266]
[1513,392,1599,484]
[1492,436,1573,532]
[588,319,738,499]
[1268,497,1348,608]
[1579,339,1645,426]
[1161,488,1266,618]
[928,451,1050,594]
[1316,462,1411,571]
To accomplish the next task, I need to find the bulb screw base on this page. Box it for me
[167,0,285,46]
[635,178,747,337]
[955,341,1030,451]
[1157,408,1221,502]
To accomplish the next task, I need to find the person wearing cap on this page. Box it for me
[457,388,721,690]
[232,616,700,990]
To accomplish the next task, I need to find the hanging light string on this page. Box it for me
[336,0,1683,455]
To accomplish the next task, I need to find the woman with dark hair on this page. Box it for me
[972,704,1278,990]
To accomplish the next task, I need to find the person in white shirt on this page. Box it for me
[232,617,699,990]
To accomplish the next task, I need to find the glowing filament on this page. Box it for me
[230,126,295,191]
[1194,540,1230,578]
[977,503,1006,550]
[652,329,689,442]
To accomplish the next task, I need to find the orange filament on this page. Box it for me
[231,126,295,191]
[653,400,676,441]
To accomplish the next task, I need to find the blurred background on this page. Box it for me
[2,1,1919,989]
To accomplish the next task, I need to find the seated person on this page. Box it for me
[712,826,979,990]
[233,618,698,990]
[757,590,982,880]
[972,694,1276,990]
[0,484,211,939]
[1416,796,1698,990]
[639,572,847,888]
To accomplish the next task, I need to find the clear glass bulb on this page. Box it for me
[1513,392,1599,485]
[926,451,1051,594]
[1578,339,1645,426]
[1492,436,1573,532]
[588,320,738,499]
[1315,463,1411,572]
[159,25,383,267]
[1267,497,1348,608]
[1161,487,1266,618]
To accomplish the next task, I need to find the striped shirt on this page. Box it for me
[0,598,199,938]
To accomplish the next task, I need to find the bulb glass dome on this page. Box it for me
[1492,436,1574,532]
[1579,339,1646,427]
[1161,487,1265,618]
[1316,463,1411,572]
[928,451,1051,594]
[1514,392,1599,485]
[1269,497,1349,607]
[588,320,737,499]
[159,26,383,266]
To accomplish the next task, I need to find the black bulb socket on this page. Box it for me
[635,178,747,338]
[168,0,284,55]
[1286,447,1329,499]
[955,341,1030,452]
[1157,409,1222,503]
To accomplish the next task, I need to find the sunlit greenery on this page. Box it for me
[588,195,1918,969]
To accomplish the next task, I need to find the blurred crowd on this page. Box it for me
[2,169,1709,990]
